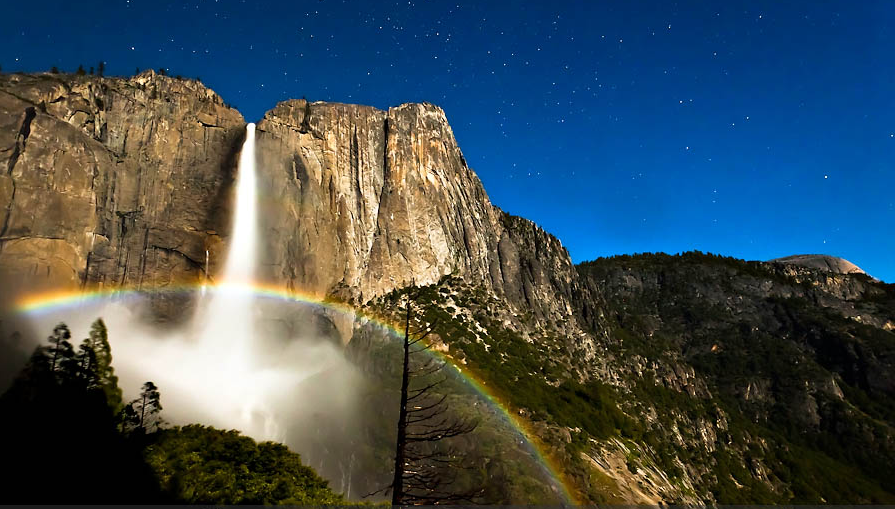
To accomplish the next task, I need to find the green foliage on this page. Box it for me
[577,251,895,503]
[368,278,639,503]
[358,285,572,503]
[144,425,343,505]
[380,281,636,441]
[0,320,340,505]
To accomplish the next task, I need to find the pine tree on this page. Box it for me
[97,61,105,77]
[76,64,85,75]
[124,381,162,434]
[76,342,99,389]
[46,323,75,376]
[81,319,122,410]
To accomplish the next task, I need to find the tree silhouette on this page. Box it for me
[373,293,481,505]
[76,64,85,75]
[46,323,75,374]
[81,319,122,410]
[0,321,162,503]
[124,381,162,434]
[97,61,105,77]
[76,340,99,388]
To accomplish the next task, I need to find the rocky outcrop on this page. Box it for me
[770,254,867,276]
[0,71,245,319]
[254,99,578,325]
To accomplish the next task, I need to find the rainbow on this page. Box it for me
[11,281,579,505]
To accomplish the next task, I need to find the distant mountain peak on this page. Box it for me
[769,254,867,276]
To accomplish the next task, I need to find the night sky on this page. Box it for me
[2,1,893,281]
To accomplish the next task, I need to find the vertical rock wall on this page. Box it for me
[255,99,581,324]
[0,72,245,320]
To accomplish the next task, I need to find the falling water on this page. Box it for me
[201,250,209,296]
[197,123,257,365]
[182,122,288,439]
[219,123,257,286]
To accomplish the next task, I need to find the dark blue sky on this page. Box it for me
[3,1,893,281]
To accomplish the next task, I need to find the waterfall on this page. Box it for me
[179,123,282,440]
[197,123,257,363]
[220,123,257,286]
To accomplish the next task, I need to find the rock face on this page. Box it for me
[0,71,244,319]
[0,73,579,329]
[770,254,867,276]
[254,99,578,324]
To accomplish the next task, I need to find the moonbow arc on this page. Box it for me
[13,281,578,505]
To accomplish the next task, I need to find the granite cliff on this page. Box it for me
[0,71,245,320]
[254,99,578,326]
[0,72,576,332]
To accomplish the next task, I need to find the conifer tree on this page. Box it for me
[76,341,99,389]
[81,319,122,410]
[46,323,75,375]
[124,381,162,434]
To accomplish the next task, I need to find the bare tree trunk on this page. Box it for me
[139,392,147,431]
[391,303,412,505]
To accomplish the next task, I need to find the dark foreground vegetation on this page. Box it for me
[0,319,341,504]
